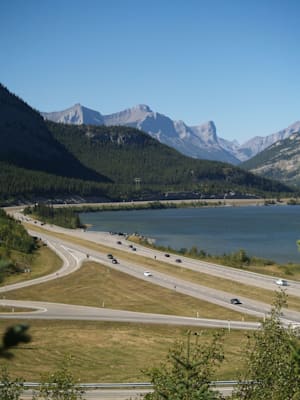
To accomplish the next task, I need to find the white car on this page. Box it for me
[143,271,152,277]
[275,279,288,286]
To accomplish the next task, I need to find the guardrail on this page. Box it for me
[19,380,240,389]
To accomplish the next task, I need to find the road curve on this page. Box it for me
[1,212,299,328]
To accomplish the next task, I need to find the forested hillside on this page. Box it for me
[0,83,109,182]
[0,161,110,205]
[0,83,296,203]
[241,132,300,186]
[49,122,293,197]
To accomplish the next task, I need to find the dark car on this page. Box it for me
[112,259,118,264]
[175,258,182,263]
[107,254,114,259]
[230,298,242,305]
[164,253,170,257]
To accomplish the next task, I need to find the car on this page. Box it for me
[275,279,288,286]
[107,254,114,259]
[175,258,182,263]
[112,259,118,264]
[230,298,242,305]
[117,241,122,245]
[129,244,134,248]
[164,253,170,257]
[132,247,137,251]
[143,271,152,277]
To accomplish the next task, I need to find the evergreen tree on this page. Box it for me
[231,291,300,400]
[144,330,224,400]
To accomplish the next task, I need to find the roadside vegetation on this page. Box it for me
[24,223,300,310]
[0,209,62,286]
[0,209,36,283]
[146,293,300,400]
[132,234,300,278]
[24,203,82,229]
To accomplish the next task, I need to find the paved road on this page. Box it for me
[0,298,260,330]
[27,231,300,324]
[0,213,299,327]
[20,386,233,399]
[19,210,300,297]
[3,207,297,399]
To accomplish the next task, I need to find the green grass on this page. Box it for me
[6,261,255,321]
[0,222,279,382]
[0,243,62,286]
[0,319,249,382]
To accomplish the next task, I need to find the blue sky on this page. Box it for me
[1,0,299,143]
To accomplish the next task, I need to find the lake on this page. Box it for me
[80,205,300,264]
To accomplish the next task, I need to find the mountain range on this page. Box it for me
[241,131,300,186]
[41,104,300,165]
[0,82,293,204]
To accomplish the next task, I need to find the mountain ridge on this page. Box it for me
[42,104,240,164]
[0,82,295,203]
[42,103,299,165]
[241,131,300,186]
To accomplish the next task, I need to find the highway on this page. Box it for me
[0,214,299,327]
[1,209,299,399]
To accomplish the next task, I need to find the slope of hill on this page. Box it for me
[42,103,240,164]
[237,121,300,161]
[241,132,300,186]
[48,121,293,197]
[0,161,110,205]
[41,103,300,165]
[0,84,108,182]
[0,83,294,203]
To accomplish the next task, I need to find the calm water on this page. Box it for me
[80,206,300,264]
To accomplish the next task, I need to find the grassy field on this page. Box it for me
[0,221,294,382]
[0,319,249,382]
[6,261,255,321]
[0,243,62,286]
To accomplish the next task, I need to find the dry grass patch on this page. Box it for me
[5,261,255,321]
[0,319,249,382]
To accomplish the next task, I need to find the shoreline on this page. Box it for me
[4,197,294,215]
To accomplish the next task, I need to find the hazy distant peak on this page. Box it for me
[41,103,104,125]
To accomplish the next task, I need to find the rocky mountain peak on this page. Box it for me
[191,121,218,144]
[41,100,300,166]
[134,104,152,113]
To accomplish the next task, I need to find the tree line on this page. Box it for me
[24,204,82,229]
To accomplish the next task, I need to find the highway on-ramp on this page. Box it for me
[0,215,299,328]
